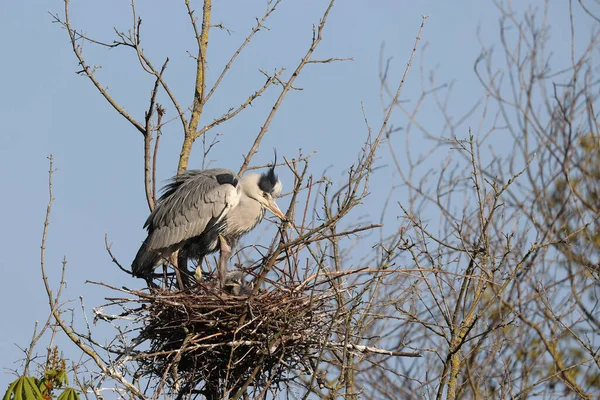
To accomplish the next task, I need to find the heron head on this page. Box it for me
[242,159,286,221]
[224,271,253,296]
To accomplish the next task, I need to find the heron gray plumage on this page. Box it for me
[224,271,253,296]
[132,164,285,289]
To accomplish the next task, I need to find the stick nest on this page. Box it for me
[131,283,337,393]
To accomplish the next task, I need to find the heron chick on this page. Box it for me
[224,271,254,296]
[132,161,285,289]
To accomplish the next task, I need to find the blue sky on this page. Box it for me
[0,0,594,393]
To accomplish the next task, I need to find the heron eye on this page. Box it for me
[263,192,270,199]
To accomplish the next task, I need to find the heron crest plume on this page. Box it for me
[258,155,282,197]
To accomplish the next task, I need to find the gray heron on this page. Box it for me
[131,162,285,289]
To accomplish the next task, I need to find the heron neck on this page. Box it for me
[224,196,264,236]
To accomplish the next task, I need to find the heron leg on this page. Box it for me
[176,251,192,288]
[217,235,231,288]
[170,249,189,290]
[146,276,157,289]
[161,263,168,287]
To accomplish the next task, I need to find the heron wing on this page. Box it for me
[144,169,241,250]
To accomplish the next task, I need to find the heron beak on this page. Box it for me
[194,266,203,282]
[266,199,287,221]
[224,282,241,296]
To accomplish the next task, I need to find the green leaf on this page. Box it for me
[57,389,80,400]
[3,377,42,400]
[3,379,20,400]
[55,371,68,387]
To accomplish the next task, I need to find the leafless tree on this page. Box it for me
[7,1,600,399]
[6,1,426,399]
[354,1,600,399]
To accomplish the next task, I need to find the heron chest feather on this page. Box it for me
[223,197,265,238]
